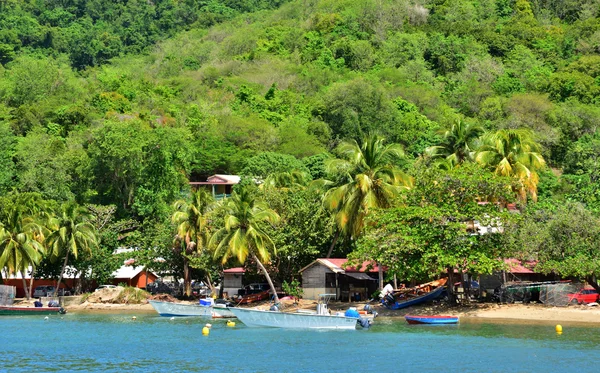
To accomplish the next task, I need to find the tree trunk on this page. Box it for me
[326,230,340,258]
[586,275,600,294]
[21,272,30,300]
[28,268,36,299]
[446,267,457,306]
[218,269,225,299]
[183,257,191,297]
[378,262,384,291]
[55,250,70,297]
[252,253,280,305]
[205,272,216,296]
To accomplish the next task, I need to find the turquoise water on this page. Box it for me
[2,313,599,373]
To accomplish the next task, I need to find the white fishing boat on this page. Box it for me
[148,300,235,318]
[228,294,368,330]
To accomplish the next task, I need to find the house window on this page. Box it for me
[325,273,336,288]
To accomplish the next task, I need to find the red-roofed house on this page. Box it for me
[299,258,382,301]
[190,174,240,200]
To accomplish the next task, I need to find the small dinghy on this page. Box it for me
[405,315,459,325]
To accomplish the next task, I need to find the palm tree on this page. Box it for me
[210,187,281,304]
[475,129,546,202]
[46,202,98,297]
[261,170,310,191]
[172,188,215,297]
[324,135,413,250]
[425,120,484,166]
[0,193,47,299]
[323,135,412,289]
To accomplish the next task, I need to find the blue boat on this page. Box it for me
[405,315,459,324]
[381,279,447,310]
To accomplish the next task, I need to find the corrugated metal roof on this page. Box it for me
[299,259,382,274]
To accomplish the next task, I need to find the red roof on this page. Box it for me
[504,259,536,274]
[223,267,245,274]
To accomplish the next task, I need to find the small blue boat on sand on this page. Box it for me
[381,278,447,310]
[405,315,459,325]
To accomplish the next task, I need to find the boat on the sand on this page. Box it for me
[381,278,447,310]
[148,300,235,318]
[405,315,459,324]
[228,294,372,330]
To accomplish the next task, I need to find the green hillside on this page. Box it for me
[2,0,600,293]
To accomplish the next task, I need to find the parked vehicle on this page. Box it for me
[237,283,270,297]
[95,285,117,291]
[567,288,599,304]
[146,280,183,296]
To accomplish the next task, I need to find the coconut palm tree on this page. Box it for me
[324,135,413,248]
[261,170,310,191]
[425,120,484,166]
[46,202,98,297]
[0,193,47,299]
[172,188,215,297]
[475,129,546,202]
[323,135,413,288]
[210,187,281,304]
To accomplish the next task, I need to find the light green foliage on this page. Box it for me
[0,0,599,292]
[241,152,309,178]
[0,122,16,193]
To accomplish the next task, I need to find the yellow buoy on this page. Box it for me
[132,316,137,320]
[556,325,563,333]
[227,320,235,327]
[202,326,210,336]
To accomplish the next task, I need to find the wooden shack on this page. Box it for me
[299,259,381,301]
[223,267,245,298]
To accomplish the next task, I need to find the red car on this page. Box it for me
[568,288,599,304]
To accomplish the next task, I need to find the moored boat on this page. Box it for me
[228,294,371,330]
[148,300,235,318]
[0,305,66,316]
[381,278,447,310]
[405,315,459,325]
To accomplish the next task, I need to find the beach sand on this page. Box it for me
[14,297,600,324]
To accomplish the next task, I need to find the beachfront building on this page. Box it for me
[299,258,381,301]
[190,174,240,200]
[223,267,245,298]
[111,258,158,289]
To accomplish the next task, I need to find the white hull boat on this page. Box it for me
[148,300,235,318]
[228,307,359,329]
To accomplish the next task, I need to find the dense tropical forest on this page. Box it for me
[2,0,600,300]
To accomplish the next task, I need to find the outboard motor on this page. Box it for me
[357,317,371,328]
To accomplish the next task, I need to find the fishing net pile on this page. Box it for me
[495,281,578,306]
[539,282,580,307]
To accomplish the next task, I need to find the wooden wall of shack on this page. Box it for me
[301,264,379,301]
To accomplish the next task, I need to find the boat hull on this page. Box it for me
[0,306,63,316]
[383,286,445,310]
[405,315,459,324]
[148,300,234,318]
[228,307,358,329]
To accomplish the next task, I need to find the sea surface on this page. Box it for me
[2,312,599,373]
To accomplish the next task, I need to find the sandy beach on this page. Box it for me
[13,296,600,325]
